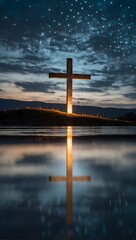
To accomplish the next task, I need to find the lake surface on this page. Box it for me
[0,126,136,240]
[0,126,136,136]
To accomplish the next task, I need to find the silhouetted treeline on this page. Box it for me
[117,112,136,122]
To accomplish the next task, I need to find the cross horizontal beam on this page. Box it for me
[49,73,91,80]
[49,176,91,182]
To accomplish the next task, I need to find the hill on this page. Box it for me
[0,108,135,126]
[0,98,136,119]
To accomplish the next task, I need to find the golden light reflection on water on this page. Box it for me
[67,126,72,178]
[67,126,73,224]
[49,126,91,224]
[0,128,136,240]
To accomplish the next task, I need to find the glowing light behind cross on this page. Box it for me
[49,58,91,114]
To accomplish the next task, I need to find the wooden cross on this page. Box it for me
[49,127,91,224]
[49,58,91,114]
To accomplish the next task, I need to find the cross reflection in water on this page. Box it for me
[49,126,91,224]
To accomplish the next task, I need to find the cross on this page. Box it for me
[49,127,91,224]
[49,58,91,114]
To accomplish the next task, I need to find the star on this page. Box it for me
[0,0,135,108]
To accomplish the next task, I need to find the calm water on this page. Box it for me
[0,126,136,136]
[0,127,136,240]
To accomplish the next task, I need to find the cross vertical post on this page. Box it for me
[67,58,73,114]
[49,58,91,114]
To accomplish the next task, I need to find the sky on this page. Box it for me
[0,0,136,108]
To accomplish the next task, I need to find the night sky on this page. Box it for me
[0,0,136,108]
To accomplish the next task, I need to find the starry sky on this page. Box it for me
[0,0,136,108]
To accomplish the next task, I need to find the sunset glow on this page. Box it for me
[0,0,135,108]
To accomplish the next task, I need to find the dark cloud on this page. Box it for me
[75,86,103,93]
[77,153,136,187]
[0,175,48,185]
[74,97,88,101]
[123,92,136,100]
[15,81,63,93]
[0,62,27,73]
[0,0,135,105]
[75,75,118,93]
[16,153,52,165]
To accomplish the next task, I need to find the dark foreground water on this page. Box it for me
[0,127,136,240]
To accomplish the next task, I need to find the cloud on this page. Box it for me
[0,0,135,106]
[16,154,53,165]
[123,92,136,100]
[15,81,63,93]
